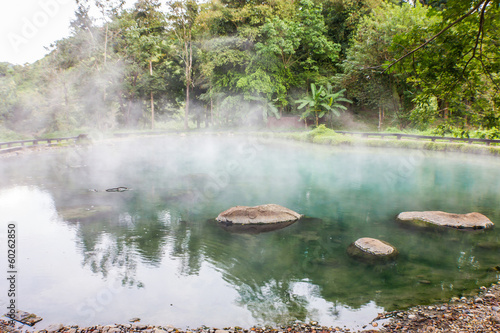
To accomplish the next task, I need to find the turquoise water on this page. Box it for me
[0,135,499,329]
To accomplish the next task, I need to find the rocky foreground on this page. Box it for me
[1,282,499,333]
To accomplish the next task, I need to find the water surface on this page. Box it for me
[0,135,499,329]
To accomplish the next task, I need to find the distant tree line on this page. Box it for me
[0,0,498,136]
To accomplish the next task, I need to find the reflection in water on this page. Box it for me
[1,137,500,329]
[218,220,297,234]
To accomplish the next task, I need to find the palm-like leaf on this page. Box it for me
[295,83,352,127]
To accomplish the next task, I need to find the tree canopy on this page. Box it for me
[0,0,498,136]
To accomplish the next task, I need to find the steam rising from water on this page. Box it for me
[1,136,500,329]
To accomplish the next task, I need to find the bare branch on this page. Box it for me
[382,0,486,74]
[460,0,489,77]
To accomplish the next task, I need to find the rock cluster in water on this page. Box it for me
[216,204,302,225]
[396,211,494,229]
[347,237,398,262]
[379,282,500,332]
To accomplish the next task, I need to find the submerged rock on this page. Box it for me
[397,211,494,229]
[216,204,301,225]
[347,237,398,262]
[59,205,113,221]
[6,310,43,326]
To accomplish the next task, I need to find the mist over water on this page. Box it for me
[0,135,499,329]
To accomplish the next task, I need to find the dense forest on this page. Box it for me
[0,0,498,138]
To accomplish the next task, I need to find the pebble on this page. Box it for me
[381,282,500,332]
[46,323,64,332]
[155,328,168,333]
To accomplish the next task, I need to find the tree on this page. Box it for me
[336,2,431,127]
[384,0,500,128]
[167,0,199,130]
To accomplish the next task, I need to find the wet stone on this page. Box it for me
[490,315,500,324]
[46,323,64,332]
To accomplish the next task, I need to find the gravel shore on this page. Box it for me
[1,282,499,333]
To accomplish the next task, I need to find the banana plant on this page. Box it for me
[295,83,352,127]
[246,95,280,123]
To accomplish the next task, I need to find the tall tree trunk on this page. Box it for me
[103,23,108,108]
[150,60,155,130]
[185,83,190,129]
[104,23,108,66]
[378,106,382,131]
[210,96,213,126]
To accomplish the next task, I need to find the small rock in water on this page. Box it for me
[130,317,141,322]
[347,237,398,262]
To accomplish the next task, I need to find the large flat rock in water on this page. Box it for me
[397,211,494,229]
[216,204,301,225]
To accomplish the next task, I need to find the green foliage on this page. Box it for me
[295,83,351,127]
[0,0,498,135]
[409,94,439,130]
[337,2,433,120]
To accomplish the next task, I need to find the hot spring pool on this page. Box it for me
[0,135,499,329]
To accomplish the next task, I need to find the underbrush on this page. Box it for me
[277,124,354,145]
[0,126,32,141]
